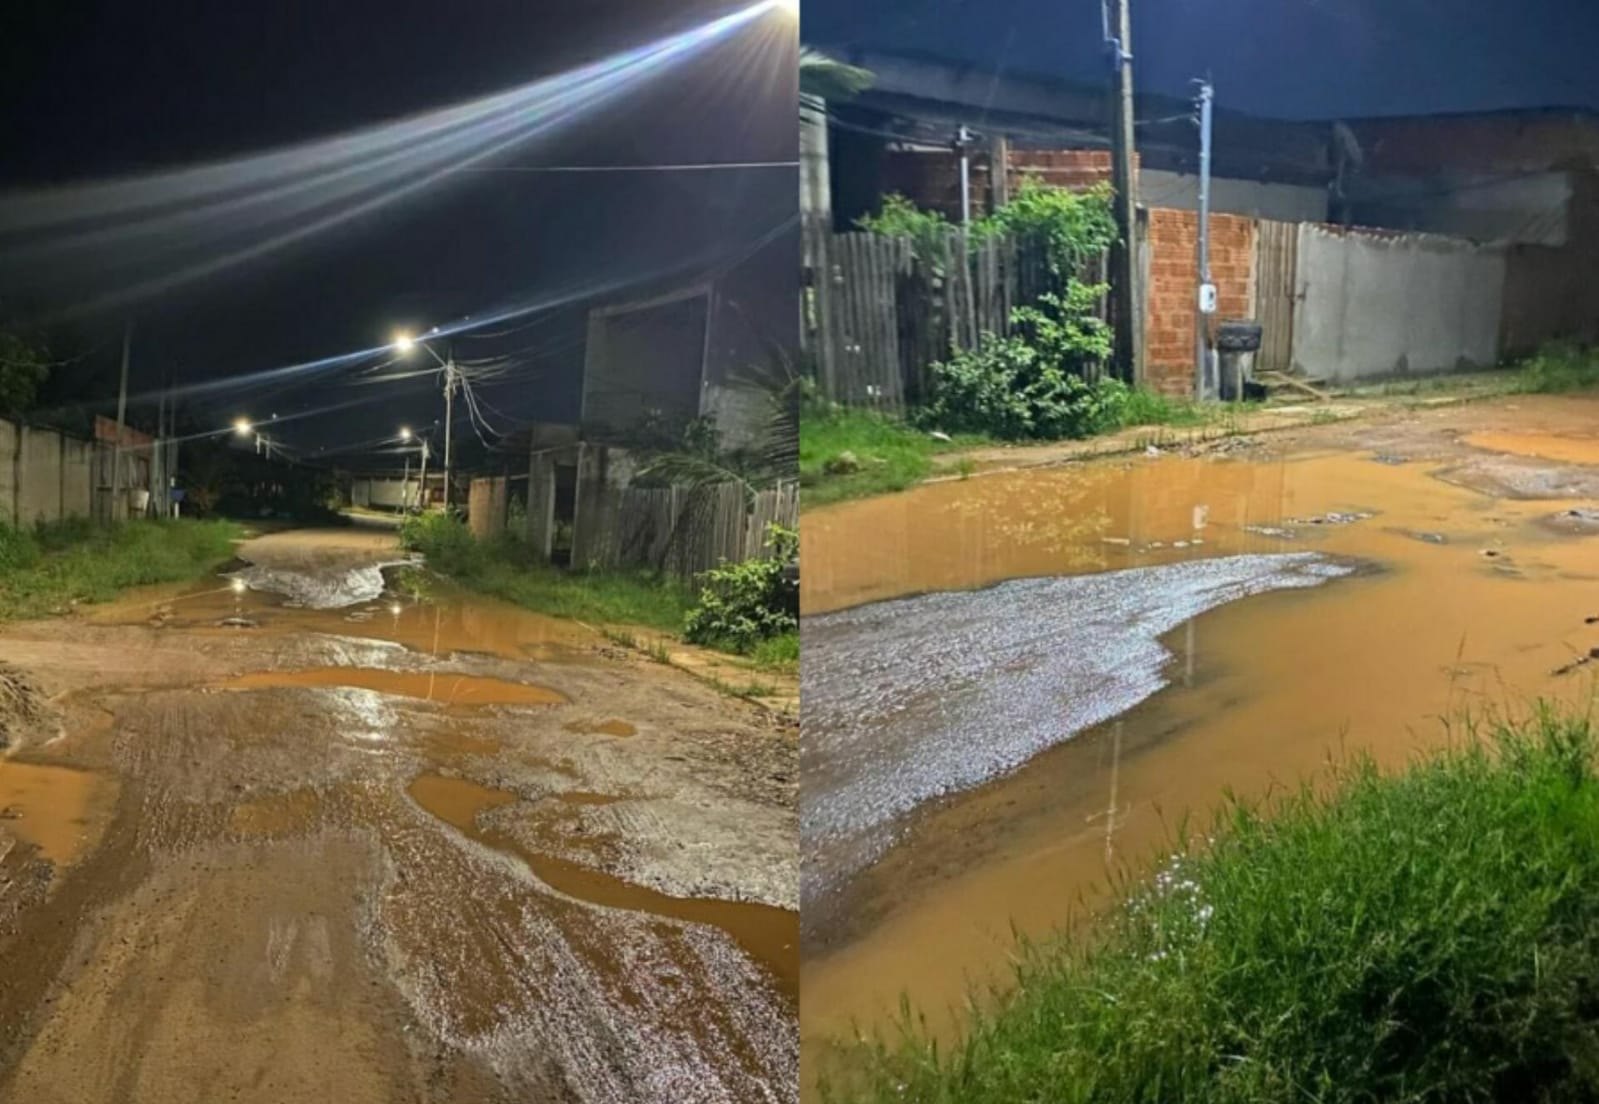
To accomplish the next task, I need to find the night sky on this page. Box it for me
[801,0,1599,121]
[0,0,796,463]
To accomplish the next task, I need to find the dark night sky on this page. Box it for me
[801,0,1599,120]
[0,0,797,464]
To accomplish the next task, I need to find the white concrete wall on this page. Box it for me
[352,477,417,509]
[1141,169,1329,224]
[1292,223,1506,382]
[0,420,98,526]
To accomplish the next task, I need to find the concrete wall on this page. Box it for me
[0,419,99,526]
[351,477,418,510]
[1293,224,1506,382]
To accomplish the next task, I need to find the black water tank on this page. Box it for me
[1215,319,1263,354]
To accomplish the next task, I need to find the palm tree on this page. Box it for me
[800,49,873,102]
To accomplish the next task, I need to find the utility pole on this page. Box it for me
[441,346,457,512]
[1194,78,1215,399]
[955,125,974,228]
[1105,0,1143,385]
[416,437,430,512]
[110,320,132,521]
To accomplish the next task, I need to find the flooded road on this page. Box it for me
[0,523,798,1103]
[800,394,1599,1085]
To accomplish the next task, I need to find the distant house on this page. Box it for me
[578,231,794,455]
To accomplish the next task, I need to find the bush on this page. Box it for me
[833,707,1599,1104]
[1516,341,1599,393]
[684,524,799,653]
[398,511,482,575]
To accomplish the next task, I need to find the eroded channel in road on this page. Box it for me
[800,395,1599,1080]
[0,525,798,1103]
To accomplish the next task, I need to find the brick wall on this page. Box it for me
[877,147,1256,396]
[879,148,1128,220]
[1143,209,1256,396]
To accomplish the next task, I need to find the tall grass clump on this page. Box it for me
[832,707,1599,1104]
[0,517,242,621]
[1516,341,1599,393]
[398,511,694,634]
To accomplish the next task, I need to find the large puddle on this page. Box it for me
[408,773,800,1000]
[0,761,117,867]
[801,446,1599,1070]
[220,667,568,707]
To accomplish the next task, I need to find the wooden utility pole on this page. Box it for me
[1106,0,1144,385]
[110,320,132,520]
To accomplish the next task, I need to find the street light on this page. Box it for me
[398,426,412,441]
[391,327,457,511]
[233,416,251,436]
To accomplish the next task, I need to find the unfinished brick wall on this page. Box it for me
[875,148,1257,396]
[878,148,1126,220]
[1143,209,1257,396]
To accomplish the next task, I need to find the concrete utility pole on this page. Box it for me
[1105,0,1144,385]
[1194,78,1216,399]
[416,437,430,512]
[441,346,457,512]
[955,125,974,228]
[110,320,132,520]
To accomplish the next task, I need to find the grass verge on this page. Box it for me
[0,517,243,622]
[1515,341,1599,394]
[829,706,1599,1104]
[398,514,694,633]
[801,407,986,508]
[802,394,1240,508]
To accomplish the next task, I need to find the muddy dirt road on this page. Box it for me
[800,393,1599,1084]
[0,523,797,1103]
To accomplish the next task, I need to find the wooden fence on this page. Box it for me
[578,479,798,581]
[802,216,1104,410]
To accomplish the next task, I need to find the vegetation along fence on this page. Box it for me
[586,480,798,581]
[802,216,1106,411]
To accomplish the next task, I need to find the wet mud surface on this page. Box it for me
[800,393,1599,1082]
[0,524,797,1103]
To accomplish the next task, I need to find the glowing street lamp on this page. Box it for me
[398,426,412,441]
[390,326,457,510]
[393,331,416,354]
[233,416,252,436]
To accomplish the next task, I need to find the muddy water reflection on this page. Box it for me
[408,773,800,999]
[801,449,1599,1065]
[221,667,568,707]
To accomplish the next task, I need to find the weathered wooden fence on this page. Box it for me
[802,216,1104,410]
[579,479,798,580]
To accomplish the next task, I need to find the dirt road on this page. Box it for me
[801,392,1599,1084]
[0,523,798,1103]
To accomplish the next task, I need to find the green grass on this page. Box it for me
[1514,341,1599,394]
[829,706,1599,1104]
[399,513,694,633]
[0,517,242,622]
[801,407,987,508]
[750,630,799,673]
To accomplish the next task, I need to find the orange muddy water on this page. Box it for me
[0,761,117,867]
[800,403,1599,1088]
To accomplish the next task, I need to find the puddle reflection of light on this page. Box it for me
[326,687,398,745]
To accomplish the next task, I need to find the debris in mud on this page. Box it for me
[1541,507,1599,536]
[1293,511,1374,526]
[1244,525,1296,540]
[215,616,259,629]
[1553,648,1599,677]
[0,663,48,749]
[1371,453,1409,466]
[1396,529,1448,545]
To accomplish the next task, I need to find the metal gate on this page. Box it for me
[1254,219,1299,374]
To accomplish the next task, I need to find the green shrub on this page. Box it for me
[398,511,482,575]
[832,707,1599,1104]
[684,524,798,653]
[1516,341,1599,393]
